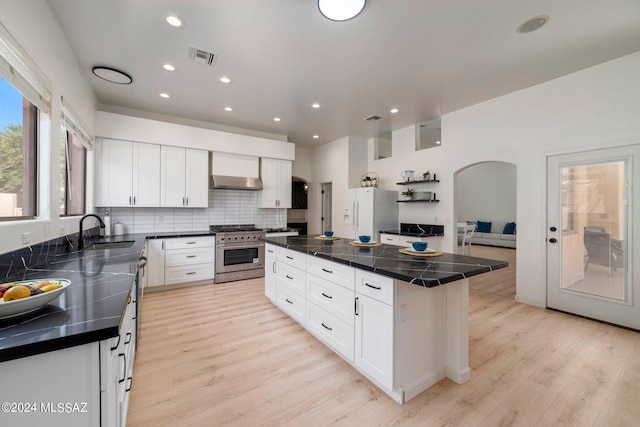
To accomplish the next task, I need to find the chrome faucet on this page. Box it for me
[78,214,106,250]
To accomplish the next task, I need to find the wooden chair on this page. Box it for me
[458,223,476,255]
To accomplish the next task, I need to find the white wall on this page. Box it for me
[96,111,295,160]
[292,145,312,182]
[308,137,350,235]
[455,162,516,222]
[0,0,97,254]
[357,51,640,308]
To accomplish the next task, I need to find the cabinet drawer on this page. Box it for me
[265,244,277,259]
[355,270,394,305]
[165,236,214,250]
[277,246,306,270]
[276,282,306,325]
[307,257,355,290]
[307,303,354,362]
[277,263,306,297]
[165,247,213,267]
[165,263,214,285]
[306,274,355,325]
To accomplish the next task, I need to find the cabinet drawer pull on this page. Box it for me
[286,274,293,280]
[110,335,121,351]
[126,377,132,392]
[124,332,132,345]
[186,241,197,245]
[321,322,333,331]
[285,298,293,304]
[186,272,196,275]
[272,262,276,273]
[133,196,136,205]
[355,297,359,316]
[267,249,275,253]
[118,353,126,383]
[321,292,333,299]
[186,255,197,258]
[286,255,293,259]
[321,268,333,274]
[365,282,381,290]
[385,238,393,241]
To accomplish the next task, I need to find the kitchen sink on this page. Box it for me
[84,240,135,250]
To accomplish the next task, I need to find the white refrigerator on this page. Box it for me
[343,188,398,241]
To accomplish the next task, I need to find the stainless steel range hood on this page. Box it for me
[209,175,263,190]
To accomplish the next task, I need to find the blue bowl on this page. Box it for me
[412,241,428,251]
[358,235,371,243]
[323,231,334,237]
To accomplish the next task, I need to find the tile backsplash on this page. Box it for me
[103,189,286,234]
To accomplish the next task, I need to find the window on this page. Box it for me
[59,127,86,216]
[0,77,38,219]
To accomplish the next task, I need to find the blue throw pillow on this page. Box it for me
[476,221,492,233]
[503,222,516,234]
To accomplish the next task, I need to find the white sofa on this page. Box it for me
[467,220,516,248]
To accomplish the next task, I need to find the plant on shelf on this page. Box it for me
[422,171,431,181]
[401,188,415,200]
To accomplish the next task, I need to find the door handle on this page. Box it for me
[549,238,557,243]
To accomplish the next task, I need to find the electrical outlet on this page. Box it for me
[22,232,31,244]
[59,226,65,235]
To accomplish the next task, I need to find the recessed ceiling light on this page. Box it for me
[92,66,133,84]
[224,106,233,112]
[273,117,281,122]
[163,64,175,71]
[390,108,399,114]
[318,0,366,21]
[166,15,184,27]
[313,135,319,139]
[311,103,320,109]
[219,76,231,84]
[517,15,548,33]
[436,141,441,145]
[160,93,170,98]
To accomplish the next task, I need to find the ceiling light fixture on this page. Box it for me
[313,135,319,139]
[92,66,133,84]
[311,103,320,109]
[166,15,184,27]
[219,76,231,84]
[318,0,366,21]
[163,64,175,71]
[160,93,170,98]
[390,108,399,114]
[273,117,281,122]
[224,106,233,112]
[517,15,548,33]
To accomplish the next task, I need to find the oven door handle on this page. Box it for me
[217,243,265,250]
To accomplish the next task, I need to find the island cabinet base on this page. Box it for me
[265,243,470,404]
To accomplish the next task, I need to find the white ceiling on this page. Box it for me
[47,0,640,148]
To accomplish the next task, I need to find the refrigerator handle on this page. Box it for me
[352,201,356,232]
[355,201,359,230]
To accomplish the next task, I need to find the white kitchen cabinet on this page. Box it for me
[1,283,138,427]
[96,139,160,207]
[160,146,208,208]
[379,233,442,251]
[354,292,394,391]
[163,236,215,285]
[265,244,277,301]
[146,239,165,288]
[275,246,306,325]
[259,158,292,208]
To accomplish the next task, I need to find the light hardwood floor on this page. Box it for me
[128,247,640,426]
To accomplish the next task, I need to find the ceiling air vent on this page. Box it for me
[365,114,384,122]
[187,46,217,66]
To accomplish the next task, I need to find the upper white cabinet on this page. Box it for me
[160,146,208,208]
[259,158,292,208]
[96,139,160,207]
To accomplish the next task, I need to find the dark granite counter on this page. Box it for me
[0,230,213,362]
[381,222,445,237]
[262,235,507,288]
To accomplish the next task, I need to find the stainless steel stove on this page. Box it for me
[210,224,265,283]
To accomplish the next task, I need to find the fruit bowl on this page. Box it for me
[0,279,71,320]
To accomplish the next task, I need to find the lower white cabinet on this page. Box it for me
[265,245,277,300]
[0,284,137,427]
[307,302,354,361]
[145,237,215,289]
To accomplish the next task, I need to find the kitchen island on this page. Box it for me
[262,235,507,404]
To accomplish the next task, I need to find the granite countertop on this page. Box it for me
[0,230,214,363]
[262,235,508,288]
[381,222,445,237]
